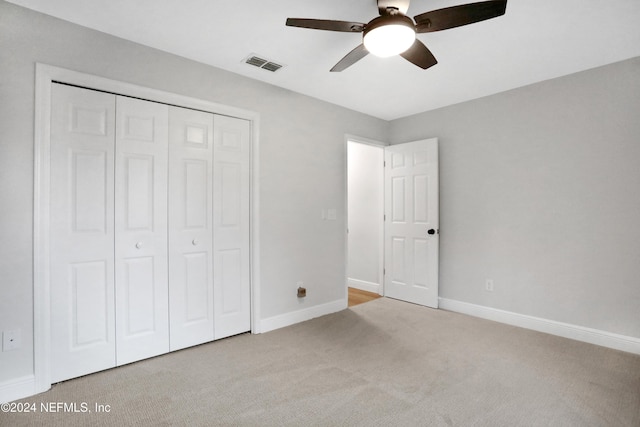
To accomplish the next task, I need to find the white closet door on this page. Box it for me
[50,84,117,382]
[114,96,170,364]
[213,115,251,339]
[168,106,214,350]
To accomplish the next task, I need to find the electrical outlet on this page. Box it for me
[485,279,494,292]
[3,329,21,351]
[297,281,306,298]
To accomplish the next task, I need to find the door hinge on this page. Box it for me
[383,268,386,275]
[384,214,386,221]
[383,160,386,167]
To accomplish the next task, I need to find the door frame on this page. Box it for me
[33,63,261,394]
[344,134,387,302]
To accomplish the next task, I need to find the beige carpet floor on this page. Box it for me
[3,297,639,426]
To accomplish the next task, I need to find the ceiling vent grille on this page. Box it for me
[244,54,284,72]
[261,62,282,72]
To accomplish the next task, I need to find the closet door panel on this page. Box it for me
[50,84,116,383]
[115,96,169,365]
[168,106,214,351]
[213,115,251,339]
[50,84,253,380]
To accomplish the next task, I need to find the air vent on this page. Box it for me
[262,62,282,72]
[246,56,268,67]
[244,54,284,73]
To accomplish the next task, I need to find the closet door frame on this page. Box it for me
[33,63,261,395]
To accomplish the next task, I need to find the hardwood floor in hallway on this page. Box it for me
[348,287,381,307]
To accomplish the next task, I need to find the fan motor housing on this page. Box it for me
[364,14,415,37]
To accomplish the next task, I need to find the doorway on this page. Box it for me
[347,137,385,300]
[347,136,440,308]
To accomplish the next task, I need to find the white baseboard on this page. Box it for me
[347,278,381,294]
[439,298,640,355]
[0,375,36,404]
[259,299,347,334]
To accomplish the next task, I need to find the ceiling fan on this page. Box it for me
[286,0,507,72]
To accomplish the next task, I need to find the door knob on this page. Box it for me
[135,241,143,249]
[192,239,198,246]
[427,229,437,235]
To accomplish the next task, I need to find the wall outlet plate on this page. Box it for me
[485,279,494,292]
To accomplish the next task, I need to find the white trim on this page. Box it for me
[33,64,52,395]
[0,375,36,404]
[343,138,349,303]
[33,63,261,396]
[250,118,261,334]
[347,278,381,294]
[439,298,640,355]
[344,134,389,148]
[259,299,347,334]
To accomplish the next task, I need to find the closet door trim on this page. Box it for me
[34,63,261,395]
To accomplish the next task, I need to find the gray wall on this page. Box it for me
[390,56,640,338]
[0,1,388,384]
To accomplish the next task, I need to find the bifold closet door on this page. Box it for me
[168,106,214,351]
[114,96,170,365]
[50,84,117,383]
[50,84,252,382]
[213,115,251,339]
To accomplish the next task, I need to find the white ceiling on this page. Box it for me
[9,0,640,120]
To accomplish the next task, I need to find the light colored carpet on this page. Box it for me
[3,297,639,426]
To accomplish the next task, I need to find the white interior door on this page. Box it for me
[114,96,170,364]
[384,138,439,308]
[168,106,214,350]
[50,84,117,382]
[213,115,251,339]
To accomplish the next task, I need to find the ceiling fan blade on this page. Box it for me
[415,0,507,33]
[286,18,364,32]
[399,39,438,70]
[330,44,369,72]
[378,0,411,15]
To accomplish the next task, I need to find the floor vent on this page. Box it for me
[244,54,284,72]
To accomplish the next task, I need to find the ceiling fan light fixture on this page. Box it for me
[363,15,415,58]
